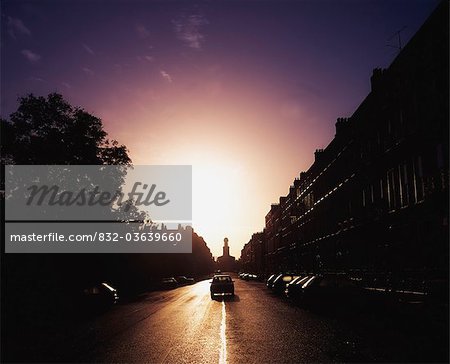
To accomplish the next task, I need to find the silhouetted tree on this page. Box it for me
[1,93,130,165]
[1,93,214,309]
[1,93,135,299]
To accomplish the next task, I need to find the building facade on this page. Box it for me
[241,232,265,273]
[241,2,448,287]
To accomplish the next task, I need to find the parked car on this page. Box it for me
[210,274,234,299]
[266,273,280,289]
[243,273,258,281]
[81,282,119,311]
[176,276,195,285]
[285,275,312,299]
[298,273,363,309]
[272,274,300,294]
[160,277,179,290]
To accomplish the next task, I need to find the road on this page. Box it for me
[5,275,447,363]
[76,279,343,363]
[76,277,358,363]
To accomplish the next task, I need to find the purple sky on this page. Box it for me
[1,0,440,257]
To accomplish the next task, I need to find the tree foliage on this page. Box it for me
[1,93,131,165]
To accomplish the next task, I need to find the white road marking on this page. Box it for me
[219,300,227,364]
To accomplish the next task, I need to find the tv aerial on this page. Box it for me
[387,26,407,51]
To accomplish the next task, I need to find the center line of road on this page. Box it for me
[219,300,227,364]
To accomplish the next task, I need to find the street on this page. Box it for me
[79,277,359,363]
[5,274,447,363]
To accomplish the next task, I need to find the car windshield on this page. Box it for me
[102,282,116,292]
[213,276,232,283]
[273,274,283,283]
[301,276,317,288]
[295,276,311,285]
[289,276,304,285]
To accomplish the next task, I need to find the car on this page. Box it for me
[242,273,258,281]
[285,275,312,299]
[272,274,300,294]
[160,277,179,290]
[266,273,279,289]
[297,273,363,310]
[210,274,234,299]
[81,282,119,311]
[176,276,195,285]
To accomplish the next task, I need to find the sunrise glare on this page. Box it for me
[2,0,438,256]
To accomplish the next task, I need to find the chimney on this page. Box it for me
[335,117,350,136]
[314,149,324,162]
[370,68,386,92]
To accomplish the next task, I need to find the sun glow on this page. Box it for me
[180,151,242,235]
[192,157,244,238]
[162,141,255,255]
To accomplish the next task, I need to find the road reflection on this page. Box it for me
[219,299,227,364]
[191,279,228,364]
[191,280,211,297]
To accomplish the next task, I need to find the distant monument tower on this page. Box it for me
[217,237,236,272]
[223,237,230,256]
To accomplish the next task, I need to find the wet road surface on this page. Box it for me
[6,275,447,363]
[78,277,363,363]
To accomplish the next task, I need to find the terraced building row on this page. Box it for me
[241,2,448,289]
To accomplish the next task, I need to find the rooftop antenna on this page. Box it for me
[387,26,407,51]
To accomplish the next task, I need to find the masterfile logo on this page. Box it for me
[5,165,192,253]
[5,165,192,221]
[26,182,170,210]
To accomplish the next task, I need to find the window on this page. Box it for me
[370,184,374,203]
[305,192,314,209]
[412,156,424,203]
[399,163,409,207]
[362,189,366,207]
[387,169,397,211]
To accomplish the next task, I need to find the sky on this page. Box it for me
[1,0,440,258]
